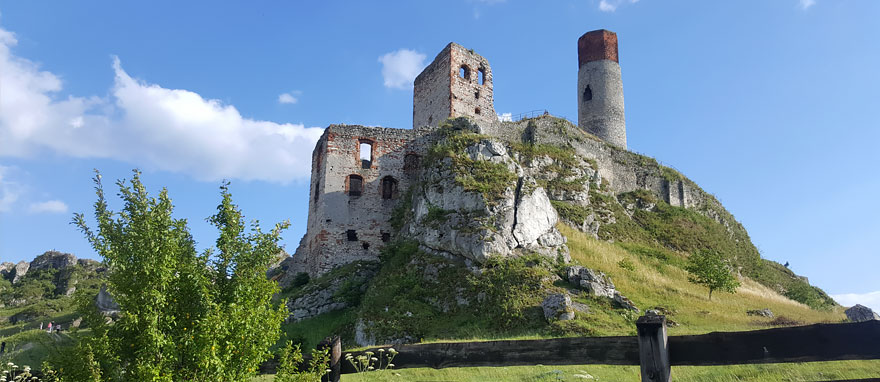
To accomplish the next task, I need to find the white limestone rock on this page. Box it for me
[542,293,575,322]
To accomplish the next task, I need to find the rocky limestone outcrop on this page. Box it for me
[407,137,568,264]
[542,293,575,322]
[287,262,378,322]
[30,251,77,271]
[9,261,30,284]
[95,284,120,314]
[565,265,639,312]
[845,304,879,322]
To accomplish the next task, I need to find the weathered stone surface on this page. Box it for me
[542,293,575,322]
[612,292,639,312]
[747,308,774,318]
[10,261,29,284]
[95,284,120,314]
[565,266,615,298]
[30,251,77,271]
[565,265,638,312]
[845,304,879,322]
[406,137,568,264]
[287,263,378,322]
[513,185,557,245]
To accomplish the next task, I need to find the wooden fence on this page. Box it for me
[267,316,880,382]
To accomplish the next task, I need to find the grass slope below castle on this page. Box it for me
[274,225,879,381]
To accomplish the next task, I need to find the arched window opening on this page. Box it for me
[404,153,420,176]
[583,85,593,102]
[346,230,358,241]
[381,176,399,200]
[459,65,470,80]
[359,140,373,169]
[348,175,363,197]
[478,68,486,85]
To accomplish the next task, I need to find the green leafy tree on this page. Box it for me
[48,170,288,381]
[685,250,740,300]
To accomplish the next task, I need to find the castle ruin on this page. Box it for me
[288,30,629,277]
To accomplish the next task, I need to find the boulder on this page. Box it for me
[612,292,639,312]
[30,251,77,271]
[565,265,638,312]
[542,293,575,322]
[747,308,774,318]
[845,304,879,322]
[565,266,615,298]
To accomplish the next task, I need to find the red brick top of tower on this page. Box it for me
[578,29,618,66]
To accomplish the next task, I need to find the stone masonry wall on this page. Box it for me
[291,125,434,277]
[413,43,495,129]
[413,46,452,129]
[577,30,626,149]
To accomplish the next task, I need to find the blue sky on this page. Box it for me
[0,1,878,310]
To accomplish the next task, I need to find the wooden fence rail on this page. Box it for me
[266,317,880,382]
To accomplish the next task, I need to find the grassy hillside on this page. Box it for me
[268,225,878,381]
[0,256,103,368]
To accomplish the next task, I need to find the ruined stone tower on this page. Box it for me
[577,30,627,149]
[413,43,496,128]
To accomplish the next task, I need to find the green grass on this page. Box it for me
[253,360,880,381]
[276,308,358,352]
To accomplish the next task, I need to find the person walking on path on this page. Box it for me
[47,322,52,333]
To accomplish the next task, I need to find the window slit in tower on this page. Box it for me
[583,85,593,101]
[478,68,486,85]
[459,65,470,80]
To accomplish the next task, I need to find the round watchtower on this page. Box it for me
[577,30,627,149]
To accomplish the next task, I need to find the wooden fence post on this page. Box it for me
[637,314,670,382]
[318,335,342,382]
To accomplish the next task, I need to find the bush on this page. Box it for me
[48,170,289,381]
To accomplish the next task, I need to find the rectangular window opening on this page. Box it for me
[360,142,372,168]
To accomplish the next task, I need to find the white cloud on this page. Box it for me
[378,49,427,90]
[278,91,300,105]
[497,113,513,122]
[0,25,325,183]
[599,0,639,12]
[0,165,22,212]
[832,291,880,313]
[28,199,68,214]
[799,0,816,10]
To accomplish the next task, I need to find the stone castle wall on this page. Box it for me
[413,43,495,129]
[291,125,433,276]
